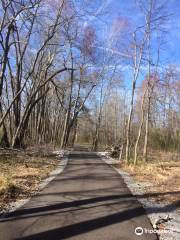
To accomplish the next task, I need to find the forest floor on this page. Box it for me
[0,145,61,212]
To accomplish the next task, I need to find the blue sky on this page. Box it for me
[82,0,180,88]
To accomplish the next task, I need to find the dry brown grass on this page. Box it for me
[120,159,180,211]
[0,148,59,211]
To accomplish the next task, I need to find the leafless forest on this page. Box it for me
[0,0,179,165]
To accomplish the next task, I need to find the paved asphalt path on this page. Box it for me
[0,150,158,240]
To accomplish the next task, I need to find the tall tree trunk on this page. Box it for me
[70,118,78,147]
[0,24,11,147]
[0,24,12,98]
[93,115,101,151]
[143,9,152,163]
[143,97,150,162]
[125,29,145,163]
[60,52,74,148]
[125,80,136,163]
[0,104,10,147]
[134,89,147,165]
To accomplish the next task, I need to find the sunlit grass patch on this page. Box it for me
[121,159,180,209]
[0,151,59,211]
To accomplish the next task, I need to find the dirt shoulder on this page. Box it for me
[0,146,62,212]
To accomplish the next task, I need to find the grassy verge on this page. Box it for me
[120,160,180,211]
[0,146,60,212]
